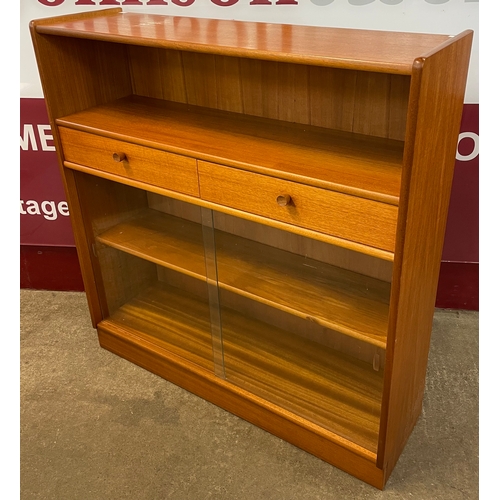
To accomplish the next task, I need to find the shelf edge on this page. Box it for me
[98,317,380,465]
[56,121,401,206]
[36,24,412,76]
[65,160,395,262]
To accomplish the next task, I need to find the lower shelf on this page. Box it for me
[102,281,383,455]
[105,281,214,372]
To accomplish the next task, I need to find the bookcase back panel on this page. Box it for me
[128,46,410,141]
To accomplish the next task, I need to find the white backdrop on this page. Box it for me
[21,0,478,102]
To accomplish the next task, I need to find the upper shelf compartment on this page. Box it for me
[33,10,452,75]
[57,95,403,205]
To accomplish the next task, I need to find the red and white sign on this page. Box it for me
[20,98,75,246]
[20,0,479,263]
[443,103,479,263]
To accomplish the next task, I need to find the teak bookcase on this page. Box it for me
[30,9,472,489]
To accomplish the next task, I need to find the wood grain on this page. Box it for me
[59,126,200,197]
[95,209,390,347]
[96,209,207,281]
[127,48,409,141]
[199,161,398,252]
[378,30,474,477]
[30,8,474,489]
[72,171,151,319]
[182,52,218,108]
[56,95,404,204]
[148,193,394,282]
[155,266,386,371]
[128,45,164,99]
[64,160,397,262]
[29,14,132,327]
[309,66,357,133]
[221,306,383,454]
[34,12,451,75]
[217,288,387,371]
[107,282,213,372]
[96,245,157,318]
[103,280,384,454]
[29,34,131,122]
[157,48,188,103]
[213,212,394,282]
[215,231,390,348]
[353,72,392,138]
[97,320,386,488]
[215,55,244,114]
[61,169,106,327]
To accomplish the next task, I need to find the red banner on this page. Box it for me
[442,103,479,263]
[20,98,75,247]
[20,98,479,264]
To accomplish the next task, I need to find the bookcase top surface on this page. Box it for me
[33,10,454,74]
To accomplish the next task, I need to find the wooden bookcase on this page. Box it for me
[30,9,472,489]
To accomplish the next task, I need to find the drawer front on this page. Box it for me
[59,127,199,197]
[198,161,397,252]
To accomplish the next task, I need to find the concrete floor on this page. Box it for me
[20,290,478,499]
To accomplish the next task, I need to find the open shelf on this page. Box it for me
[96,209,207,282]
[34,12,450,75]
[57,95,403,205]
[104,280,383,455]
[96,209,390,348]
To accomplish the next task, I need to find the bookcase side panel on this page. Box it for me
[71,172,151,318]
[378,31,473,477]
[30,27,134,325]
[62,169,105,326]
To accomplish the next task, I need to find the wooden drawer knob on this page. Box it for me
[112,152,127,162]
[276,194,292,207]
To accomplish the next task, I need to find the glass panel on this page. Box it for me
[211,211,391,453]
[74,172,215,373]
[201,207,225,378]
[73,170,391,452]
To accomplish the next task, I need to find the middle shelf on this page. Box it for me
[95,207,391,348]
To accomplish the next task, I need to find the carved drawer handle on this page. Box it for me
[112,152,127,163]
[276,194,292,207]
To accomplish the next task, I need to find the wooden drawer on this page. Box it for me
[59,127,200,197]
[198,161,398,252]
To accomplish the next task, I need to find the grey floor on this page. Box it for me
[20,290,478,499]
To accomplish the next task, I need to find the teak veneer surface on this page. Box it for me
[59,126,200,197]
[34,12,451,75]
[377,30,473,475]
[56,96,403,204]
[96,209,390,348]
[97,318,385,487]
[198,161,398,252]
[106,281,383,454]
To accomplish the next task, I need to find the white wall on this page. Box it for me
[20,0,478,102]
